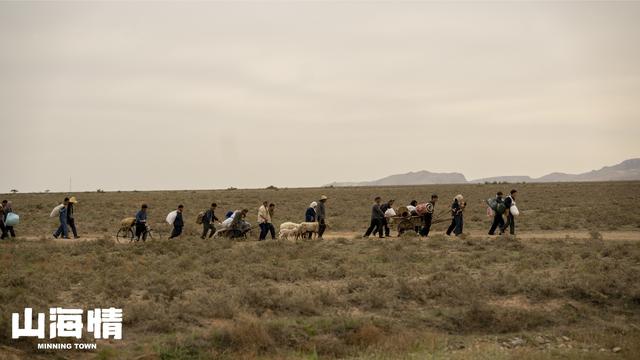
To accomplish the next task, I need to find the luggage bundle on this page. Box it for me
[120,217,136,231]
[486,196,519,216]
[50,204,64,218]
[486,198,498,211]
[166,210,178,225]
[510,205,520,216]
[415,203,433,215]
[5,213,19,226]
[196,211,205,224]
[396,206,411,217]
[487,197,506,214]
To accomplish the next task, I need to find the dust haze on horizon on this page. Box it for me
[1,1,639,193]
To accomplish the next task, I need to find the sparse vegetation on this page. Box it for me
[1,181,639,359]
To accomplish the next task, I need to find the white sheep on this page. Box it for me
[298,222,319,238]
[280,222,300,231]
[279,226,301,240]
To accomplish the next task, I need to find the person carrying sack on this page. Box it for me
[420,194,438,237]
[53,198,70,239]
[502,189,518,235]
[380,199,395,237]
[169,205,184,239]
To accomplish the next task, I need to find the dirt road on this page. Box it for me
[7,229,639,244]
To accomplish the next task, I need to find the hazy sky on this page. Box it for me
[1,1,639,193]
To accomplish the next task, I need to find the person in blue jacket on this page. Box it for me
[53,198,70,239]
[135,204,148,241]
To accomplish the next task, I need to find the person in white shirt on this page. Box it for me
[258,201,272,240]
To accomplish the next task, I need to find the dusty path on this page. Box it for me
[5,229,639,244]
[322,230,639,241]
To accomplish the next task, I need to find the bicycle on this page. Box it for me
[116,221,159,243]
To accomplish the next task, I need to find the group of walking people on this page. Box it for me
[6,189,517,241]
[128,194,330,242]
[52,197,80,239]
[363,195,440,238]
[487,189,518,236]
[362,189,519,238]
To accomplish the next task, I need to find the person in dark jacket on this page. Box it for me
[53,198,70,239]
[267,203,276,239]
[420,194,438,237]
[488,191,506,235]
[316,195,328,239]
[0,200,6,239]
[446,195,465,236]
[304,201,317,239]
[135,204,148,241]
[502,189,518,235]
[305,202,317,222]
[201,203,219,239]
[169,205,184,239]
[380,199,394,237]
[1,200,16,238]
[363,197,385,238]
[67,196,79,239]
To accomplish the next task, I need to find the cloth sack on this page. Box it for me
[50,204,63,218]
[510,205,520,216]
[166,210,178,225]
[5,213,19,226]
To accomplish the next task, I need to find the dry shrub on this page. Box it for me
[396,272,479,305]
[174,288,237,320]
[445,302,555,334]
[211,318,274,354]
[400,230,418,238]
[310,334,348,357]
[239,285,320,316]
[3,183,640,358]
[345,323,385,347]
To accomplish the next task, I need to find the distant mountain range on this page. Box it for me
[326,158,640,187]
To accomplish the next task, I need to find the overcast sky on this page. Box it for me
[1,1,639,193]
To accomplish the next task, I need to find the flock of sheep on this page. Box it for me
[278,221,320,240]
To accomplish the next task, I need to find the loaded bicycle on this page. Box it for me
[116,217,159,243]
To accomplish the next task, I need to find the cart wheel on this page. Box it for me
[116,228,134,243]
[397,219,414,235]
